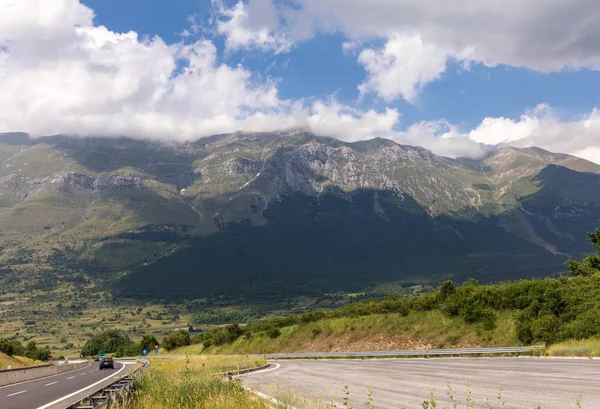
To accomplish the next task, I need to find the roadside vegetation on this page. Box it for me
[176,274,600,355]
[0,352,41,370]
[546,338,600,357]
[80,330,159,357]
[127,356,269,409]
[166,224,600,355]
[0,337,52,361]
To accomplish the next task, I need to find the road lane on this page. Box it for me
[1,362,125,409]
[243,358,600,409]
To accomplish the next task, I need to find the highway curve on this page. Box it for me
[1,361,133,409]
[242,357,600,408]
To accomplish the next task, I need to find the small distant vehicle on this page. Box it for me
[99,357,114,370]
[94,357,100,362]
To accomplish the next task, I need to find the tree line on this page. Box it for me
[80,329,193,356]
[190,223,600,348]
[0,338,52,361]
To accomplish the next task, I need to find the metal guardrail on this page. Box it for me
[259,346,543,359]
[65,359,149,409]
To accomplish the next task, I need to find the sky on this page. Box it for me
[0,0,599,163]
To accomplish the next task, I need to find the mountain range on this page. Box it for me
[1,131,599,300]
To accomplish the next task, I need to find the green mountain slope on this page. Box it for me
[0,132,599,300]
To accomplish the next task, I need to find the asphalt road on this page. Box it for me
[243,358,600,409]
[0,361,128,409]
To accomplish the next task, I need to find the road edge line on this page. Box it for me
[35,363,129,409]
[0,363,92,390]
[244,386,298,409]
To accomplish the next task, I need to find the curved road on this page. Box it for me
[1,361,131,409]
[243,357,600,408]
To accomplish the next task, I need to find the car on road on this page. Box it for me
[99,357,114,369]
[94,357,99,362]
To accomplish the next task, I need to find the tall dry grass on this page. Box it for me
[126,356,270,409]
[546,338,600,357]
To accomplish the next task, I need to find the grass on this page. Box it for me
[126,356,270,409]
[187,310,519,355]
[0,353,41,370]
[546,338,600,357]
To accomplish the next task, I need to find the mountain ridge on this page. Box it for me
[0,131,599,300]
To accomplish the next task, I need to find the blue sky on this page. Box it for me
[81,0,600,130]
[1,0,599,163]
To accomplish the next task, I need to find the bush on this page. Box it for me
[140,334,159,352]
[162,330,191,351]
[0,338,14,356]
[266,327,281,339]
[480,308,498,331]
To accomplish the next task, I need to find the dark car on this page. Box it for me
[99,357,114,370]
[94,357,99,362]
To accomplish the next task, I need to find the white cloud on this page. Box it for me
[305,102,400,141]
[381,106,600,165]
[0,0,399,142]
[392,119,493,160]
[1,0,599,166]
[468,115,540,145]
[218,0,600,102]
[574,147,600,165]
[213,0,290,53]
[465,106,600,164]
[357,34,450,103]
[272,0,600,72]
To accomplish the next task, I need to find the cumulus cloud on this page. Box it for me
[1,0,599,165]
[0,0,393,141]
[357,34,450,103]
[466,105,600,163]
[392,119,493,160]
[264,0,600,71]
[394,105,600,164]
[305,102,400,141]
[217,0,600,102]
[212,0,290,53]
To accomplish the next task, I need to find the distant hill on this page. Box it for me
[0,131,599,300]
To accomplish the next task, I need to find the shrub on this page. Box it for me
[162,330,191,351]
[266,327,281,339]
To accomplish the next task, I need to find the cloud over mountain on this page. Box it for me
[0,0,599,163]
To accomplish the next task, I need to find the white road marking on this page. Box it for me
[80,373,86,376]
[0,363,92,390]
[7,390,27,396]
[67,376,76,380]
[36,363,130,409]
[45,382,58,386]
[240,362,281,376]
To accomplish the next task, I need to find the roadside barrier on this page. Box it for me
[65,359,149,409]
[0,361,89,387]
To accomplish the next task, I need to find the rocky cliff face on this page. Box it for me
[1,131,599,298]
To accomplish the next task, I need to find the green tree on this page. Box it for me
[566,224,600,276]
[439,280,457,300]
[25,341,38,359]
[81,330,136,357]
[0,338,14,356]
[162,329,191,351]
[140,334,159,351]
